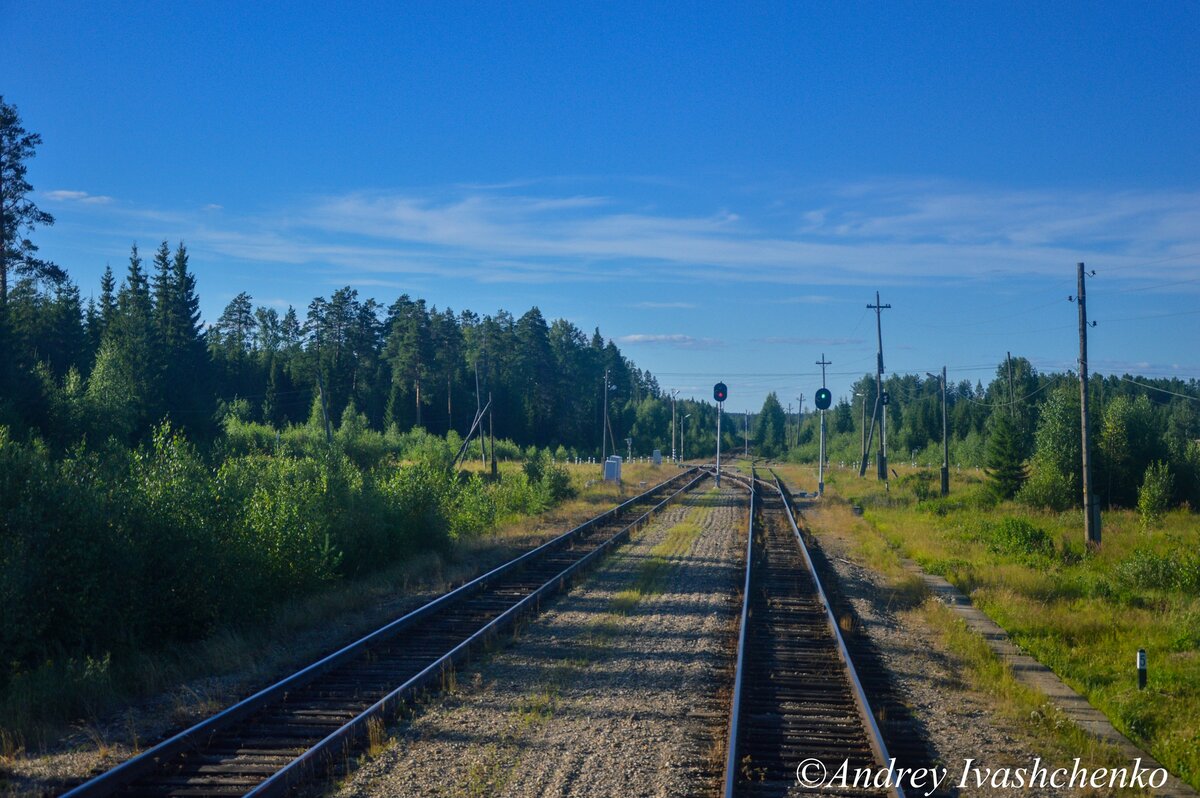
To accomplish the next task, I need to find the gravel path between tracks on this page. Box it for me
[798,497,1144,798]
[333,484,745,798]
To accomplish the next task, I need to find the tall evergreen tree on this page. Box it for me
[0,97,64,310]
[986,412,1028,499]
[755,392,787,457]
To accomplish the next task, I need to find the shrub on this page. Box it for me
[1138,461,1174,531]
[1018,463,1077,511]
[985,517,1055,559]
[898,470,936,502]
[1116,548,1200,593]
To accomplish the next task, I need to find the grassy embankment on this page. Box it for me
[0,456,675,757]
[770,460,1200,791]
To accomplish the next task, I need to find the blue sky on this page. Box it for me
[4,1,1199,410]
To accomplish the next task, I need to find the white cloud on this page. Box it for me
[630,301,698,309]
[616,334,723,349]
[43,179,1200,289]
[755,336,865,346]
[45,189,113,205]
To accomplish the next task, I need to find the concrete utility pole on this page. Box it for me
[1074,262,1101,547]
[316,376,333,445]
[860,292,891,480]
[794,395,803,452]
[855,391,866,474]
[601,368,609,471]
[744,411,749,458]
[682,414,691,464]
[489,391,497,478]
[670,389,679,463]
[817,353,831,496]
[1006,351,1017,419]
[786,402,792,449]
[928,368,949,496]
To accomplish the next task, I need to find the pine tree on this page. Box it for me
[0,97,64,310]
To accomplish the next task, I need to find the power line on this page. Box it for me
[959,381,1053,408]
[1099,308,1200,324]
[1117,376,1200,404]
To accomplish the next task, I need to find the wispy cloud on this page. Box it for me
[45,179,1200,289]
[755,336,865,346]
[616,333,723,349]
[45,189,114,205]
[766,294,836,305]
[629,301,698,309]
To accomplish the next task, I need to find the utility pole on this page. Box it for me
[627,437,632,462]
[1006,351,1016,419]
[682,414,691,463]
[856,391,866,474]
[928,368,949,496]
[860,292,891,481]
[817,353,831,496]
[1074,262,1100,547]
[795,394,803,452]
[601,368,609,470]
[786,402,792,449]
[670,389,679,463]
[315,374,333,445]
[488,391,497,478]
[744,411,749,458]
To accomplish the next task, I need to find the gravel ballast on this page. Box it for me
[335,484,745,798]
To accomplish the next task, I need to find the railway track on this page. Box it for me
[62,468,707,798]
[722,469,903,798]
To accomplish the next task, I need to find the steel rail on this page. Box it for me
[63,467,703,798]
[771,471,904,798]
[246,467,708,797]
[720,469,757,798]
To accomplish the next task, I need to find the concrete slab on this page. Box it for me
[910,564,1196,797]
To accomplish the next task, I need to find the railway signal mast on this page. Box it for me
[815,354,832,496]
[714,382,728,486]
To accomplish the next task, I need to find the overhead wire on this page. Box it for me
[1117,376,1200,404]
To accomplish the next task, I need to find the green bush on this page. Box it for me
[985,517,1056,559]
[1116,548,1200,593]
[1138,461,1174,530]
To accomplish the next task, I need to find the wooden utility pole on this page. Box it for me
[859,292,891,480]
[1076,262,1100,547]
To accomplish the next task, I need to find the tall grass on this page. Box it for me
[795,464,1200,790]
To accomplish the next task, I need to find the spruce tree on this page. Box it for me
[985,412,1028,499]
